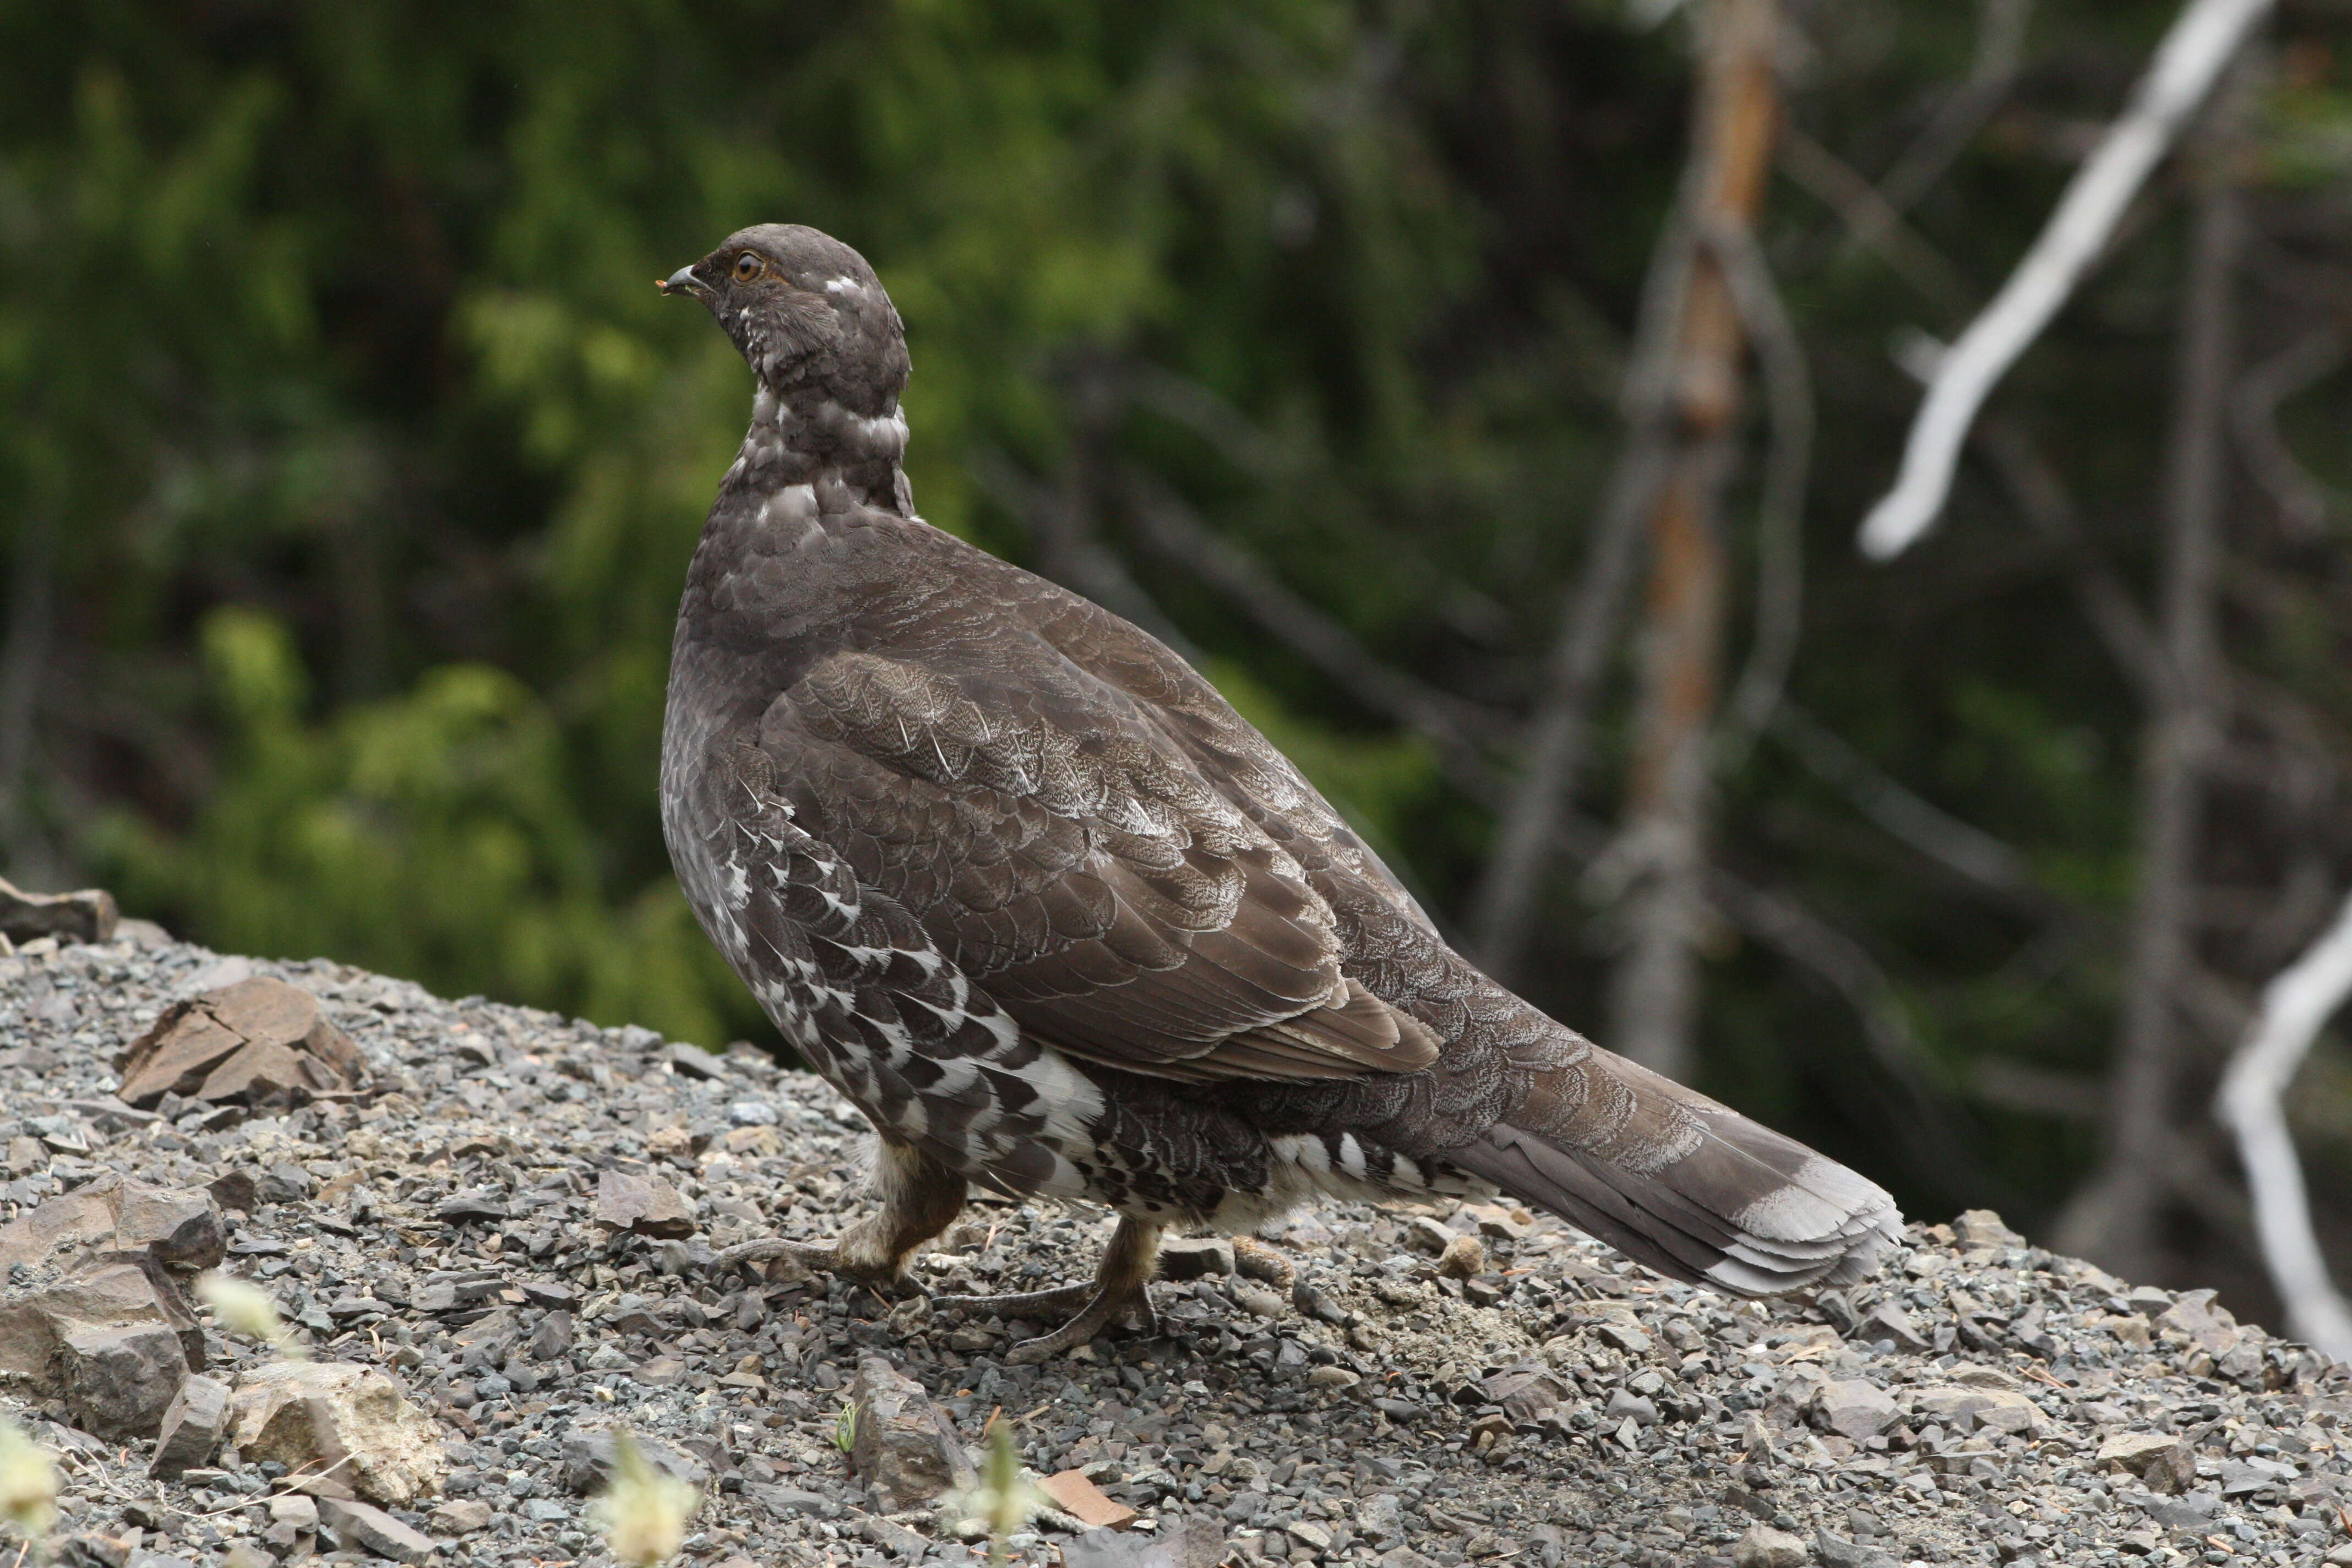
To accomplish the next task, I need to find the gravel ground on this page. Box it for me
[8,929,2352,1568]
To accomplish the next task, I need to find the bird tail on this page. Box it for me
[1445,1050,1902,1297]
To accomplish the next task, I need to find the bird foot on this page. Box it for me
[712,1237,928,1302]
[934,1280,1159,1363]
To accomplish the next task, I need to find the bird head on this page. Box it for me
[660,225,910,417]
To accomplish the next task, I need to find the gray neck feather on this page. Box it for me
[737,383,912,515]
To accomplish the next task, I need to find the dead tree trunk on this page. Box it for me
[1603,0,1779,1082]
[2053,62,2248,1278]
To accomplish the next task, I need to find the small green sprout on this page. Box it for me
[589,1429,699,1568]
[834,1401,857,1453]
[0,1414,59,1553]
[196,1272,308,1360]
[947,1417,1049,1568]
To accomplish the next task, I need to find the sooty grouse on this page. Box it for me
[657,225,1900,1362]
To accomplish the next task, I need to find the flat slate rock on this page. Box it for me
[0,875,118,946]
[116,976,367,1110]
[594,1168,695,1238]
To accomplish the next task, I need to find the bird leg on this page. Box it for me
[934,1215,1163,1364]
[715,1138,965,1300]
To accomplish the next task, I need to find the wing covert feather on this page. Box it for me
[758,645,1436,1082]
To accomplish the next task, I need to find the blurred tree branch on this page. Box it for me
[1603,0,1781,1081]
[1710,221,1814,766]
[1865,0,2037,227]
[2217,886,2352,1359]
[1461,226,1685,981]
[1778,130,1977,313]
[1860,0,2275,559]
[1766,703,2035,898]
[1115,465,1507,805]
[2229,326,2344,540]
[968,443,1201,663]
[2055,52,2251,1276]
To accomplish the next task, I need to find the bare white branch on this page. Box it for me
[1857,0,2272,561]
[2215,887,2352,1361]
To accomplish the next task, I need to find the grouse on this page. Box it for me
[657,224,1900,1362]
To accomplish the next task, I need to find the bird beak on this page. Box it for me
[657,264,709,298]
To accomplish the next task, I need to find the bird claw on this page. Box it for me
[1006,1283,1158,1363]
[711,1237,930,1303]
[930,1282,1097,1317]
[935,1280,1158,1361]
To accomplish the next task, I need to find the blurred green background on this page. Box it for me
[10,0,2352,1319]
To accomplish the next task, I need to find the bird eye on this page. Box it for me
[732,253,763,282]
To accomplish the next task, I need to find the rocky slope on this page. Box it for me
[4,928,2352,1568]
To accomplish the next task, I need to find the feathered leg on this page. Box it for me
[717,1137,965,1295]
[935,1214,1163,1364]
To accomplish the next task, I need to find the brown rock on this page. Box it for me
[208,1169,261,1213]
[151,1373,232,1477]
[112,1182,230,1272]
[1945,1363,2025,1391]
[1402,1216,1455,1255]
[1815,1379,1901,1441]
[1951,1209,2024,1248]
[226,1361,446,1505]
[1435,1235,1485,1280]
[1456,1203,1532,1241]
[717,1124,781,1157]
[1042,1469,1139,1530]
[1479,1364,1574,1424]
[634,1355,687,1386]
[594,1169,695,1239]
[2154,1289,2240,1355]
[50,1533,139,1568]
[848,1353,977,1512]
[292,1469,360,1502]
[0,1172,226,1276]
[427,1499,493,1536]
[59,1322,189,1438]
[1857,1301,1931,1352]
[117,977,367,1110]
[1969,1389,2045,1437]
[0,1299,50,1381]
[559,1430,707,1496]
[0,875,118,946]
[2097,1431,2197,1494]
[113,1015,246,1112]
[1910,1385,1995,1431]
[1732,1523,1810,1568]
[1231,1235,1296,1289]
[200,1038,328,1103]
[317,1495,437,1564]
[0,1255,205,1390]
